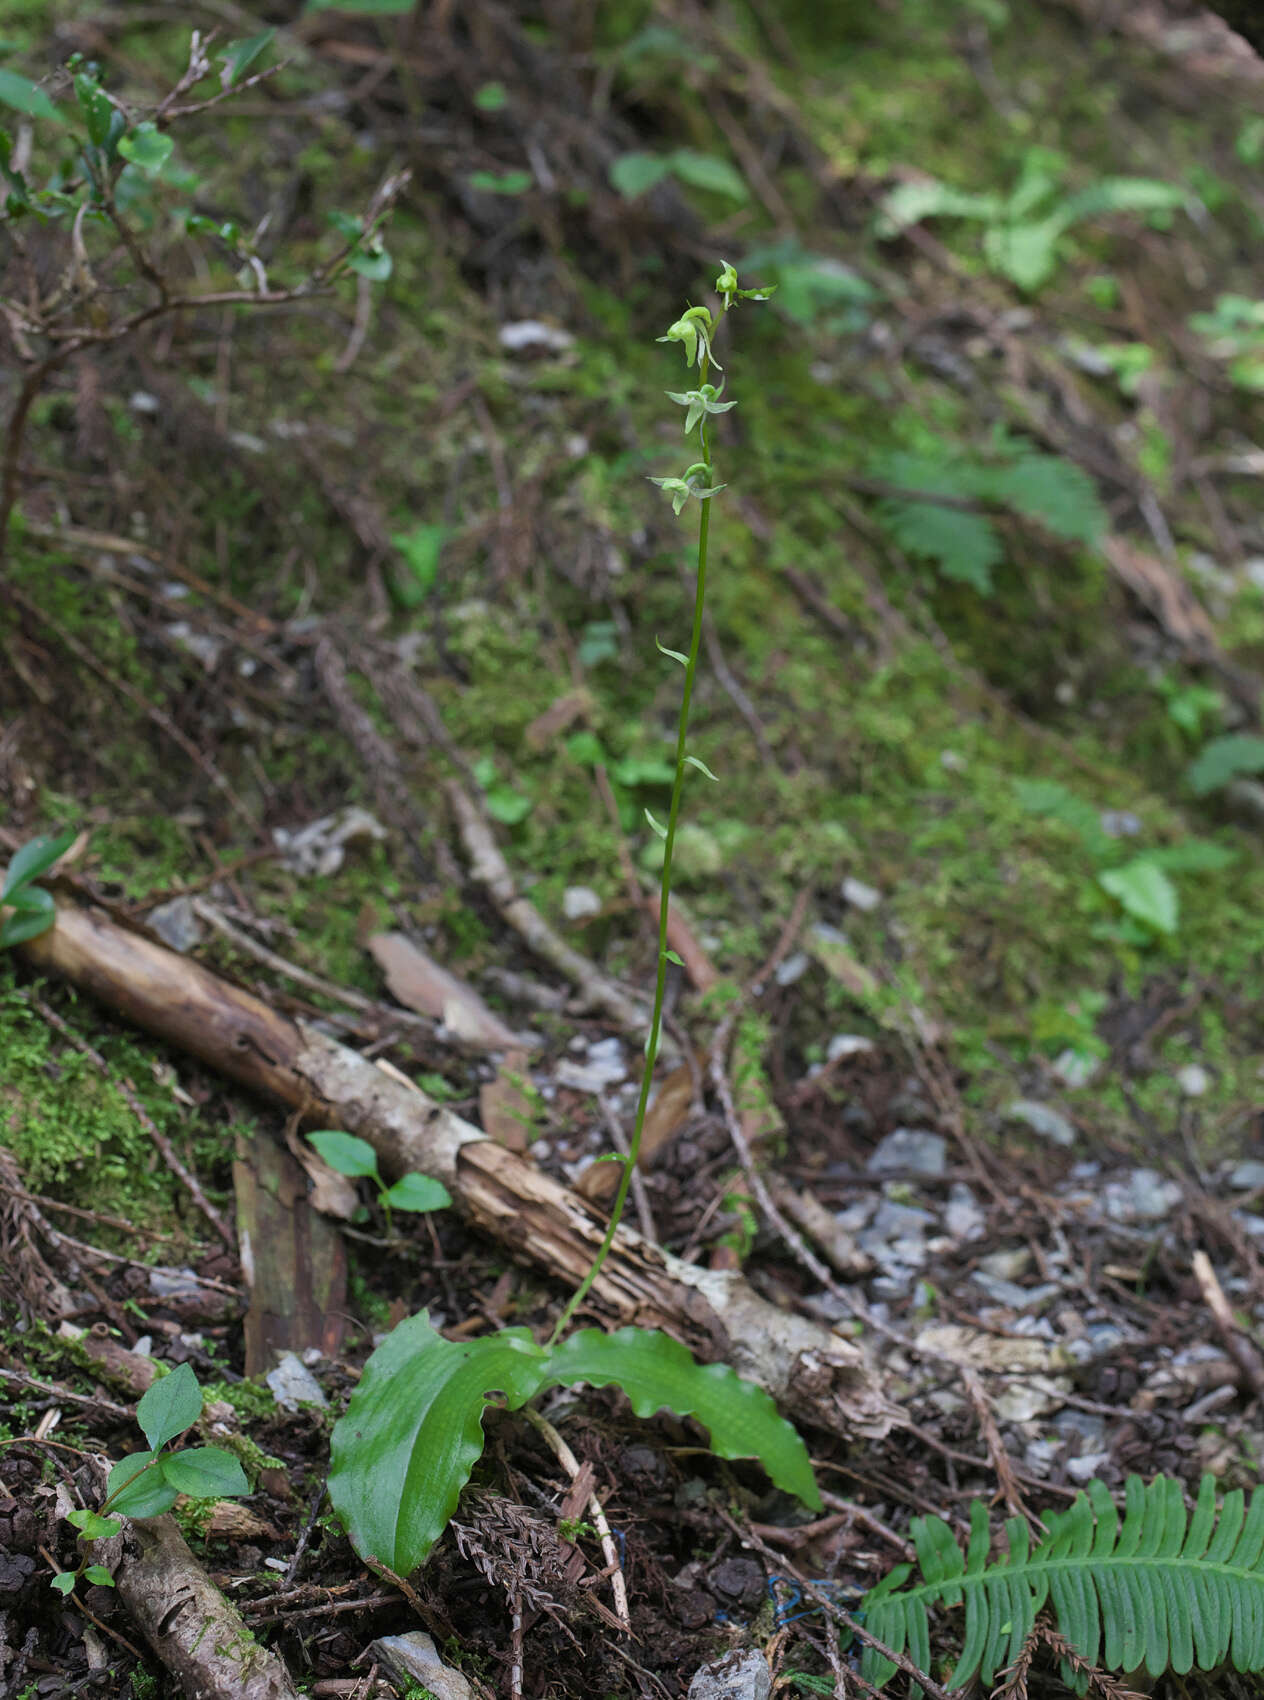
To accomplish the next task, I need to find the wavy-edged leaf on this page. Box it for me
[546,1326,820,1510]
[328,1313,549,1574]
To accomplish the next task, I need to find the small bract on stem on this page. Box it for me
[549,261,772,1345]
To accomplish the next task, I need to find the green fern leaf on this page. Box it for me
[860,1475,1264,1691]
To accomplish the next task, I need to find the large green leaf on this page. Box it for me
[328,1314,550,1574]
[329,1314,821,1577]
[548,1327,821,1510]
[862,1473,1264,1694]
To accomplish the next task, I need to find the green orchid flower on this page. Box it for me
[665,380,737,435]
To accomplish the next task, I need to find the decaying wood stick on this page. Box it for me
[445,780,650,1032]
[85,1461,302,1700]
[21,901,892,1438]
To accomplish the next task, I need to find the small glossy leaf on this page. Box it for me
[0,70,60,122]
[668,149,748,203]
[547,1328,821,1509]
[610,152,671,199]
[1099,860,1178,935]
[118,123,173,177]
[381,1172,453,1213]
[0,886,56,947]
[82,1565,115,1586]
[106,1453,179,1519]
[1188,734,1264,796]
[66,1509,123,1539]
[74,75,113,148]
[3,828,75,899]
[328,1312,550,1574]
[307,1131,380,1179]
[644,808,667,841]
[159,1447,249,1499]
[136,1362,202,1450]
[684,755,718,782]
[50,1571,76,1595]
[389,523,449,606]
[222,29,275,86]
[665,949,685,967]
[468,170,532,196]
[656,636,689,666]
[349,243,392,281]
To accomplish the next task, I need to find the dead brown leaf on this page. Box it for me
[576,1062,695,1200]
[479,1049,535,1152]
[368,930,524,1050]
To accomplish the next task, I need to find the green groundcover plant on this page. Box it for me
[863,1472,1264,1692]
[51,1364,247,1597]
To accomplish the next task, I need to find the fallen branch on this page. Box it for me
[20,901,892,1438]
[84,1464,303,1700]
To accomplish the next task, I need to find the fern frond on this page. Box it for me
[860,1475,1264,1693]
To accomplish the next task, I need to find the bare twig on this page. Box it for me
[1192,1248,1264,1401]
[522,1407,630,1633]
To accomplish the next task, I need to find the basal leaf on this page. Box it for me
[2,828,75,899]
[328,1312,549,1575]
[668,149,748,203]
[546,1327,821,1510]
[610,151,672,199]
[0,886,56,948]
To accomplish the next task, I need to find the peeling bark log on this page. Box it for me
[85,1463,301,1700]
[22,902,892,1439]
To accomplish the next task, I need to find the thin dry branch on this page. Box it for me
[17,899,892,1439]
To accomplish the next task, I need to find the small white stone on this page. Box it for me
[562,885,602,921]
[773,950,811,987]
[1177,1063,1210,1097]
[841,876,882,911]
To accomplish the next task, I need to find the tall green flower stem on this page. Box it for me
[549,266,769,1348]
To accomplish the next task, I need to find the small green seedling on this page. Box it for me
[0,829,75,949]
[306,1131,453,1236]
[52,1363,248,1596]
